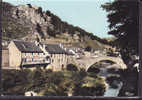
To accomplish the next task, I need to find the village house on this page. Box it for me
[63,46,85,59]
[39,43,74,71]
[8,40,50,69]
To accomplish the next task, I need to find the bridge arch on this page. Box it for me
[87,59,117,72]
[85,56,127,71]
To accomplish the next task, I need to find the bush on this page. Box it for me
[2,68,106,96]
[2,69,32,95]
[66,64,78,71]
[73,76,106,96]
[106,75,121,89]
[45,69,53,73]
[87,67,100,74]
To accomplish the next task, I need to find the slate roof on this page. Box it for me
[13,40,43,53]
[65,49,74,55]
[45,44,67,54]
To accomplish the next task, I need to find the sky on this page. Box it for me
[3,0,113,38]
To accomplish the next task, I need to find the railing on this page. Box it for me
[22,60,50,65]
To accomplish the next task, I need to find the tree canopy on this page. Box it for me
[2,69,106,96]
[101,0,138,65]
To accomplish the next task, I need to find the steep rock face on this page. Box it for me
[2,2,54,41]
[2,2,111,50]
[2,2,32,39]
[12,4,54,39]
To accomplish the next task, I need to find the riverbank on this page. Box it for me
[118,68,138,96]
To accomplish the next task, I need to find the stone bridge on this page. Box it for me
[74,56,127,71]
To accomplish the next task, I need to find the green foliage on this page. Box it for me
[2,69,106,96]
[45,9,110,46]
[2,69,31,95]
[87,67,100,74]
[2,2,110,50]
[66,64,78,71]
[36,23,45,39]
[106,75,121,89]
[35,7,43,17]
[101,0,138,62]
[102,1,138,96]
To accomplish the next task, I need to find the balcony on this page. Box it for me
[22,59,50,66]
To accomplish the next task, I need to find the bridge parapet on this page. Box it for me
[75,56,127,71]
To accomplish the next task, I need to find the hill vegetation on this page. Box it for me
[2,2,111,50]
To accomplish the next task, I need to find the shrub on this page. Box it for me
[66,64,78,71]
[2,68,106,96]
[2,69,32,95]
[106,75,121,89]
[87,67,100,74]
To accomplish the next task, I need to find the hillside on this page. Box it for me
[2,2,111,50]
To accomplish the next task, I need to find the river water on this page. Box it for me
[104,82,123,96]
[97,67,123,97]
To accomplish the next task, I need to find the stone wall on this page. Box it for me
[8,41,22,69]
[2,49,9,67]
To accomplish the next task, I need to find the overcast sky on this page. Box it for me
[3,0,114,38]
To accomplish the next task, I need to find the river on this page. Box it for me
[97,67,123,97]
[104,82,123,96]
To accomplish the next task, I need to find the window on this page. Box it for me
[52,59,54,63]
[23,58,27,62]
[32,58,34,62]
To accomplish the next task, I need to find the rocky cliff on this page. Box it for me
[2,2,111,49]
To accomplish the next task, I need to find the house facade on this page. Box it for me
[39,44,74,71]
[8,40,50,69]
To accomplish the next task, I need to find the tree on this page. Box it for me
[101,0,139,96]
[87,67,100,74]
[66,64,78,71]
[101,0,138,66]
[36,23,45,39]
[2,69,31,95]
